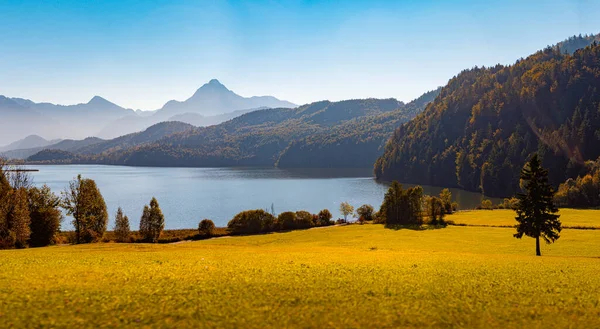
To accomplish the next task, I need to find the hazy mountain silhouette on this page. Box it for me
[0,79,297,145]
[155,79,295,118]
[0,135,61,152]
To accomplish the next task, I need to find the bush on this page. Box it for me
[480,199,493,210]
[228,209,275,234]
[198,219,215,237]
[294,211,313,229]
[277,211,296,230]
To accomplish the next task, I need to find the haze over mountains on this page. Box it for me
[0,79,295,146]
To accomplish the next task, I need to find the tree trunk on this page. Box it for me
[535,236,541,256]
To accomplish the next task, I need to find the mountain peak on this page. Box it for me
[88,96,110,105]
[208,79,222,85]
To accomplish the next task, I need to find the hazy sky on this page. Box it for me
[1,0,599,110]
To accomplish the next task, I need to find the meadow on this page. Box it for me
[447,208,600,228]
[1,222,600,328]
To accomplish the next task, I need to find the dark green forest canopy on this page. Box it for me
[375,39,600,197]
[28,94,439,168]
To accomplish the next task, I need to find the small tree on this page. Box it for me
[198,219,215,237]
[439,188,453,214]
[317,209,332,226]
[140,197,164,243]
[514,154,562,256]
[7,188,31,248]
[339,202,354,222]
[28,185,63,247]
[114,207,131,243]
[61,175,108,243]
[425,196,445,225]
[356,204,374,222]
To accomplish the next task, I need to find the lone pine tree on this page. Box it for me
[514,154,562,256]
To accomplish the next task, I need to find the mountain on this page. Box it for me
[8,121,194,160]
[3,137,106,160]
[0,79,295,144]
[276,88,441,168]
[0,95,134,144]
[28,95,434,168]
[0,135,60,152]
[375,35,600,197]
[154,79,296,118]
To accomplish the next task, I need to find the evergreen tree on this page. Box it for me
[114,207,131,243]
[140,197,164,243]
[28,185,63,247]
[139,205,151,241]
[379,182,424,225]
[514,154,562,256]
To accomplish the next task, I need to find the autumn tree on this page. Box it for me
[339,202,354,222]
[114,207,131,243]
[28,185,63,247]
[6,188,31,248]
[61,175,108,243]
[424,196,445,225]
[514,154,562,256]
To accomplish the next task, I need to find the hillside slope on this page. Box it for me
[375,41,600,197]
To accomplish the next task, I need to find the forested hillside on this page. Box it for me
[375,41,600,197]
[28,96,435,167]
[277,88,440,168]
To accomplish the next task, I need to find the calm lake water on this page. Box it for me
[28,165,497,230]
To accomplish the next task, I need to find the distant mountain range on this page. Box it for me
[0,79,295,146]
[24,91,440,168]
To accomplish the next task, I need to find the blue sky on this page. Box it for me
[1,0,598,110]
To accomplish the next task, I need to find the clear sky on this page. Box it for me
[1,0,598,110]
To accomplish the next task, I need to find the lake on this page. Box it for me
[28,165,497,230]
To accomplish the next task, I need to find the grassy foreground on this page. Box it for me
[447,208,600,228]
[1,224,600,328]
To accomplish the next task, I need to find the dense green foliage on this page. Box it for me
[514,155,561,256]
[378,182,424,225]
[375,38,600,197]
[356,204,374,222]
[61,175,108,243]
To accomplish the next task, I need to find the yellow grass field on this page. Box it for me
[1,224,600,328]
[447,208,600,228]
